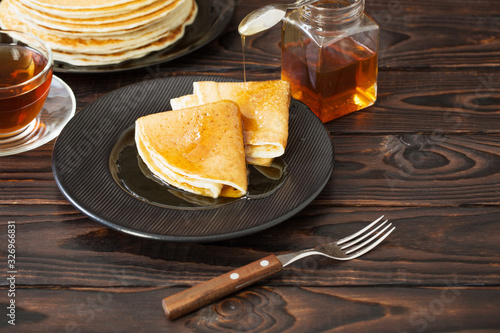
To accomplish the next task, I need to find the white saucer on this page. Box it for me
[0,75,76,156]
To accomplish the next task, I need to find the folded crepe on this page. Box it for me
[170,80,291,166]
[135,100,248,198]
[253,158,286,181]
[137,150,231,206]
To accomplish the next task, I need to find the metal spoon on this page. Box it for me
[238,0,318,36]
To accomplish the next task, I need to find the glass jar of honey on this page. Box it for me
[281,0,379,123]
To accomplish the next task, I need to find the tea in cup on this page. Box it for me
[0,30,53,138]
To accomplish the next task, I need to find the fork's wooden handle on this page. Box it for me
[162,254,283,320]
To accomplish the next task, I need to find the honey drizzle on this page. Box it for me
[241,35,247,83]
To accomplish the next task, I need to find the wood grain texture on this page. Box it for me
[326,134,500,206]
[2,134,499,206]
[1,207,499,287]
[328,71,500,134]
[2,286,499,332]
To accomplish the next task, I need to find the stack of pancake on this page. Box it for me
[0,0,197,66]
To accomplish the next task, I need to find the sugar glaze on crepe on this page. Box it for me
[170,80,291,166]
[135,101,248,199]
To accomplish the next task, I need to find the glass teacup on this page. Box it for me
[0,30,53,139]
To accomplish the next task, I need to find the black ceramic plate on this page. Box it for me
[53,0,235,73]
[52,76,334,242]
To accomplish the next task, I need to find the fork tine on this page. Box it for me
[336,215,384,245]
[344,223,393,254]
[339,219,388,250]
[344,225,395,259]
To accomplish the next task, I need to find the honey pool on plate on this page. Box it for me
[110,126,288,209]
[0,45,52,136]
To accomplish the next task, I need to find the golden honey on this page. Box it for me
[281,0,379,123]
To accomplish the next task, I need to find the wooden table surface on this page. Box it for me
[2,0,500,331]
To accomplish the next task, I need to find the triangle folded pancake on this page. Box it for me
[135,100,247,198]
[170,80,291,166]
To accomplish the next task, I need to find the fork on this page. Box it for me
[162,216,395,320]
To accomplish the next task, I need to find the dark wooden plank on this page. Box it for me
[327,71,500,134]
[3,286,500,332]
[367,0,500,15]
[55,68,500,137]
[0,142,65,205]
[2,134,499,206]
[324,133,500,206]
[1,207,499,287]
[372,4,500,70]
